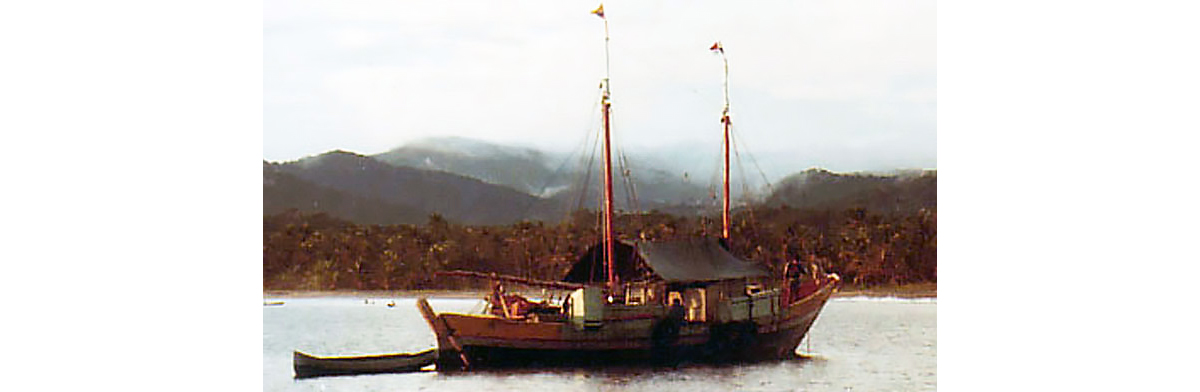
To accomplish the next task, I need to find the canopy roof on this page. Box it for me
[636,238,769,282]
[560,240,643,284]
[561,238,768,284]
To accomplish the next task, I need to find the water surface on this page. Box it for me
[264,296,935,391]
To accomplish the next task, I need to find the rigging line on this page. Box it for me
[572,136,592,213]
[707,129,725,210]
[519,96,601,222]
[601,96,639,228]
[733,133,751,202]
[602,122,637,233]
[547,87,604,197]
[605,108,626,207]
[575,113,603,214]
[732,131,759,205]
[617,146,639,212]
[730,124,776,195]
[544,138,590,224]
[556,89,605,222]
[615,148,631,209]
[600,92,638,233]
[616,147,641,232]
[731,134,762,241]
[582,115,604,284]
[703,144,724,239]
[626,153,639,212]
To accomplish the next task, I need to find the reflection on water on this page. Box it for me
[264,297,935,391]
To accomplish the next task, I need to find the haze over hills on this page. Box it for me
[269,150,555,225]
[370,136,714,212]
[371,137,715,199]
[264,138,936,225]
[373,137,567,197]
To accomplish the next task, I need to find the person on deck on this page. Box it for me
[786,259,803,302]
[807,254,821,282]
[667,297,686,323]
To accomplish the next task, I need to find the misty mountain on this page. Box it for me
[269,151,552,225]
[263,139,935,225]
[372,137,569,197]
[765,168,936,215]
[263,161,427,224]
[371,137,713,211]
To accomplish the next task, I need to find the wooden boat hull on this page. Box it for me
[293,349,437,378]
[422,278,837,370]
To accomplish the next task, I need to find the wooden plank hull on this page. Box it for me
[293,349,437,378]
[423,278,837,370]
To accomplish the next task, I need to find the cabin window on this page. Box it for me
[684,288,706,322]
[626,285,647,305]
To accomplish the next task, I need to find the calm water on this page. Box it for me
[264,296,936,391]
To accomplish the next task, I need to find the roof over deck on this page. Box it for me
[636,238,769,282]
[561,238,769,284]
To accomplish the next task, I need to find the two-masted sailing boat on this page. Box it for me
[417,6,840,370]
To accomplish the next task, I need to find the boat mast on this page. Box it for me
[595,4,616,290]
[714,42,731,240]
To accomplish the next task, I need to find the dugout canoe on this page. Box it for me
[293,349,437,378]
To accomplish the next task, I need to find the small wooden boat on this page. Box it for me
[263,301,284,306]
[293,349,437,378]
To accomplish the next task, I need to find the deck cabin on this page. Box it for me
[559,238,778,328]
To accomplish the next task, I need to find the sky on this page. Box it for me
[11,3,1200,387]
[264,0,936,175]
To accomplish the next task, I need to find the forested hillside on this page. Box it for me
[263,206,935,291]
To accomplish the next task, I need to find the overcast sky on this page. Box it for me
[264,0,935,175]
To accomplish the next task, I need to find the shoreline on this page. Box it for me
[833,282,937,299]
[264,283,936,300]
[264,289,489,300]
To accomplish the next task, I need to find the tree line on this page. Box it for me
[263,206,936,291]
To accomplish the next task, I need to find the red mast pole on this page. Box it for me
[595,6,616,290]
[723,110,730,240]
[718,43,731,240]
[602,94,615,290]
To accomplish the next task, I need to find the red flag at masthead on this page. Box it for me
[710,42,723,53]
[592,4,605,19]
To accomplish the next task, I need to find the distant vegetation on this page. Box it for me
[263,206,935,291]
[766,168,936,215]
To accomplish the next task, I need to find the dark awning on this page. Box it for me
[636,238,769,282]
[562,238,769,284]
[561,240,643,284]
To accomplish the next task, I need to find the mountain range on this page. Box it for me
[264,137,936,225]
[765,168,937,213]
